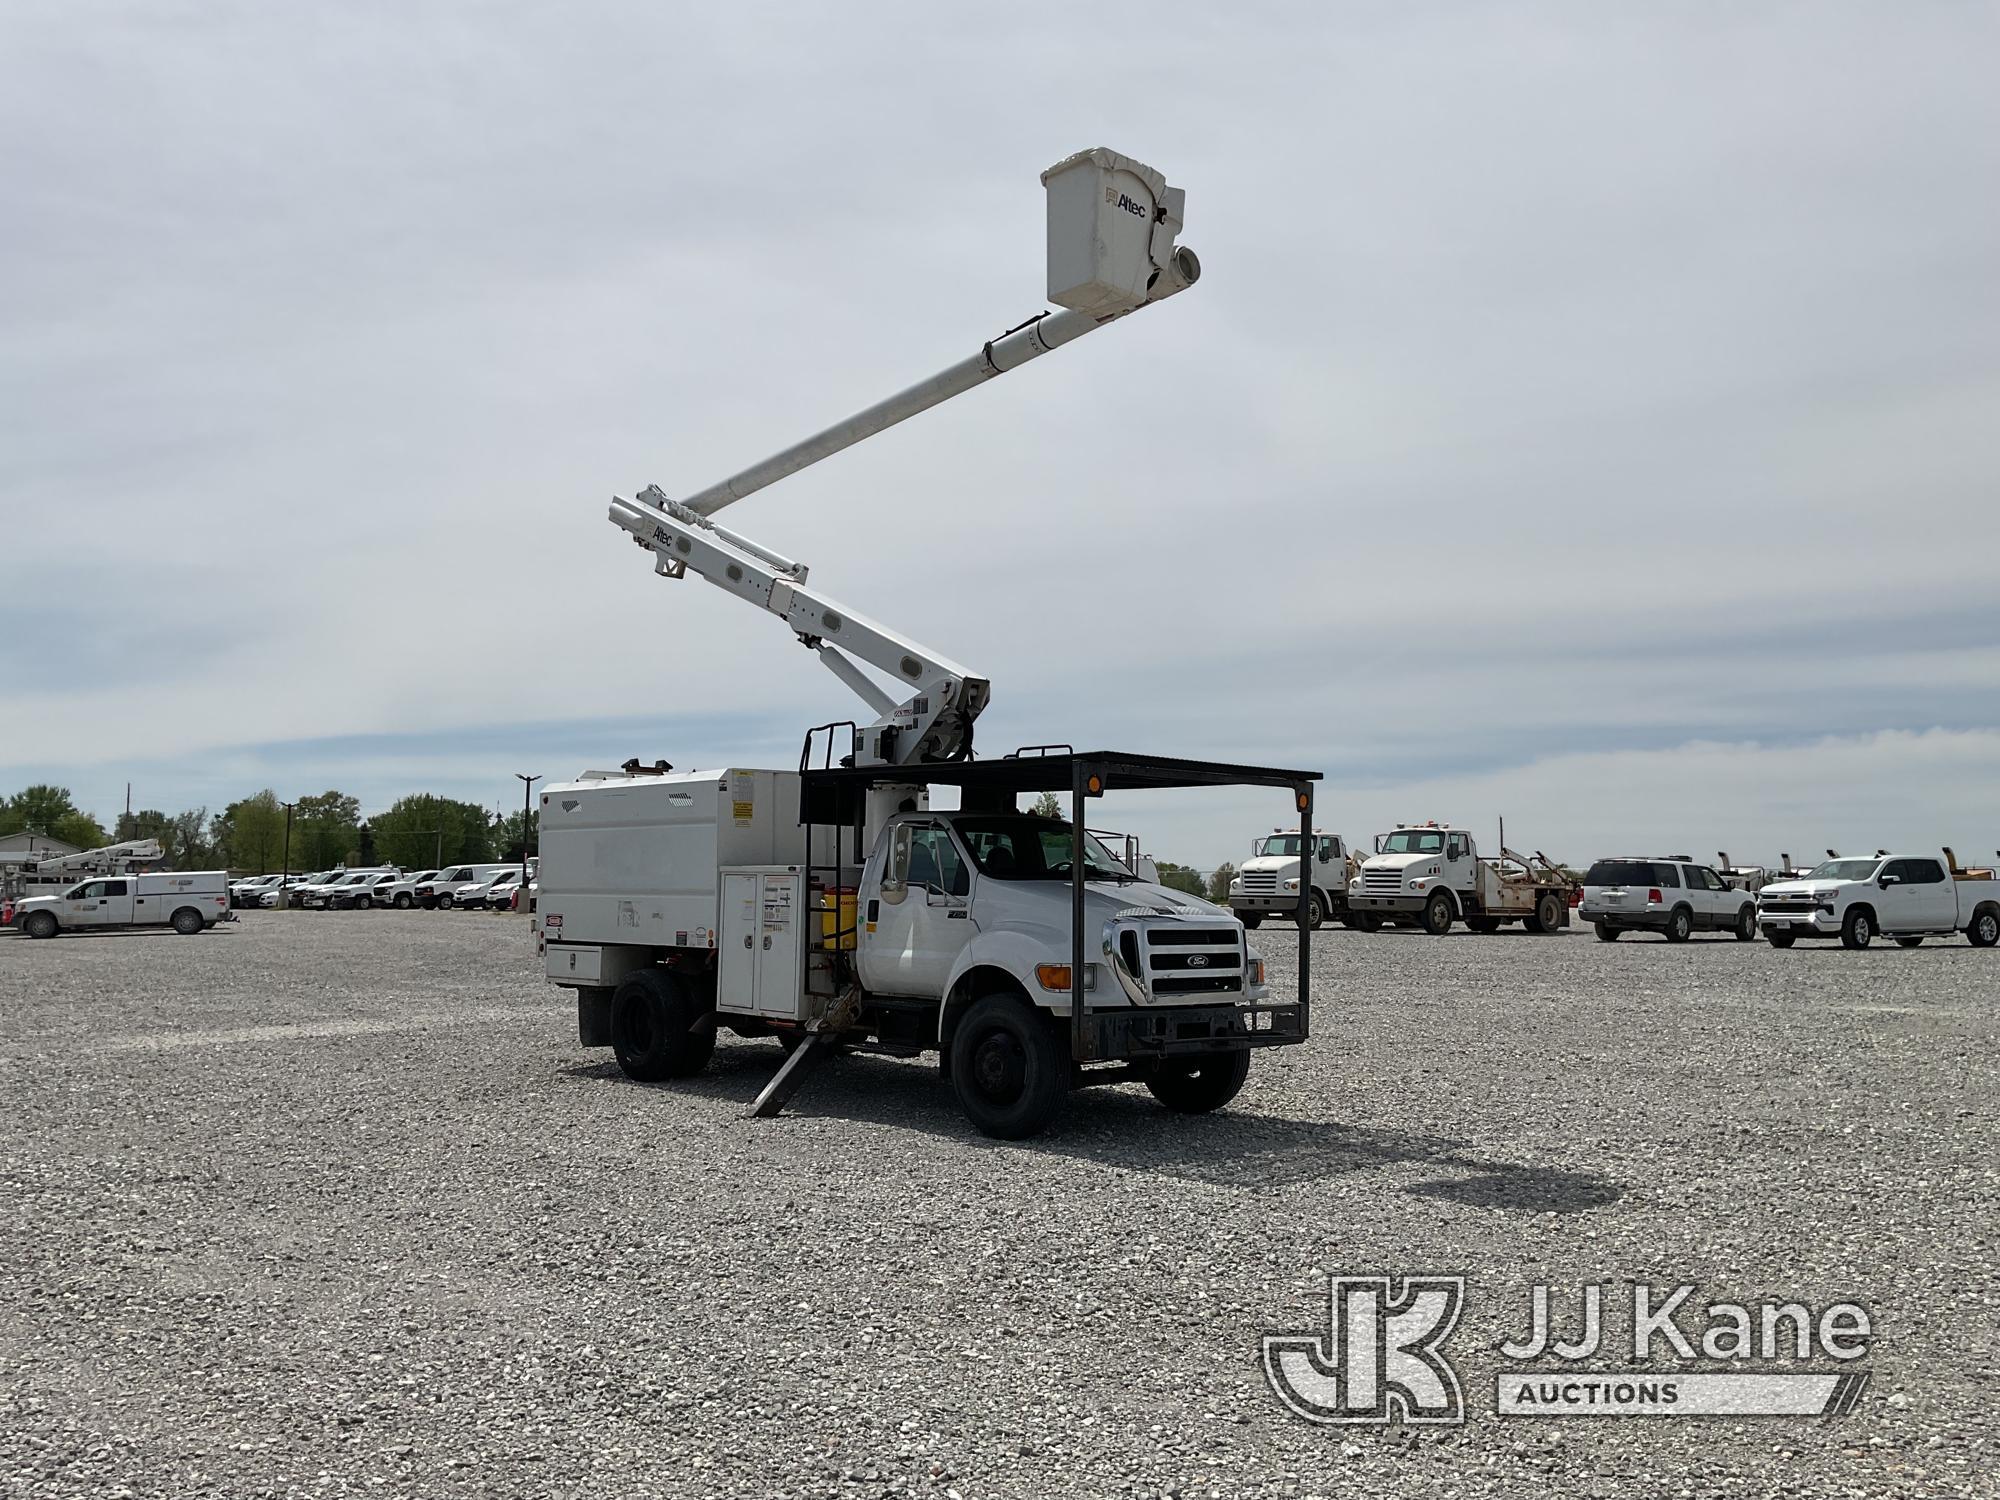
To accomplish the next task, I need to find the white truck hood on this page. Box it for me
[13,894,60,914]
[1760,878,1842,898]
[1238,855,1300,876]
[1360,853,1441,875]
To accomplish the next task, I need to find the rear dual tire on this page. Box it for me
[610,968,715,1081]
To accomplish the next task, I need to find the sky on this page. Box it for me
[4,2,1998,870]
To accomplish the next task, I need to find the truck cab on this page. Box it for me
[1228,829,1356,930]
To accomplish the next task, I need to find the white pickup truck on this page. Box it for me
[1756,851,2000,949]
[1347,823,1574,935]
[16,872,230,938]
[1228,829,1362,931]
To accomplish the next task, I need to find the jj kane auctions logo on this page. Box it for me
[1264,1276,1873,1423]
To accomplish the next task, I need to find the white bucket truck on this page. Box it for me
[539,148,1314,1139]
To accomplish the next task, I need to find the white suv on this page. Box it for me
[1578,857,1759,943]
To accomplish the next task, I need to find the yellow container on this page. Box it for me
[819,887,858,951]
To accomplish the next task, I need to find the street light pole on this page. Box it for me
[279,801,296,909]
[515,774,541,896]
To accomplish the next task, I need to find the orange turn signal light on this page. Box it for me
[1035,964,1074,991]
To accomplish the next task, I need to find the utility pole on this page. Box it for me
[515,774,541,894]
[279,801,296,908]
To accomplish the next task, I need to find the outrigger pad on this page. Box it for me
[749,1024,843,1119]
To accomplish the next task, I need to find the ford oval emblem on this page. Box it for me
[1187,954,1209,967]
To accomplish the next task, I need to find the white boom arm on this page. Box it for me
[608,147,1200,767]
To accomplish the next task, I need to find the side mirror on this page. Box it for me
[1879,874,1900,887]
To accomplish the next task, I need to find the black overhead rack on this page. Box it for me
[797,749,1321,1062]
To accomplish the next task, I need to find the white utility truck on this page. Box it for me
[16,871,229,938]
[539,148,1315,1139]
[1229,829,1363,931]
[1756,849,2000,949]
[1347,821,1575,935]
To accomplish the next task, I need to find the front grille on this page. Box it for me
[1238,872,1279,894]
[1131,923,1244,1002]
[1362,869,1405,892]
[1760,895,1816,914]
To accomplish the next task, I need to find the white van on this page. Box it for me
[418,864,518,909]
[17,872,231,938]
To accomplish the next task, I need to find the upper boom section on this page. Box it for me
[677,147,1199,519]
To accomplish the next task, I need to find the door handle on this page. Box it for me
[743,935,753,949]
[761,935,771,950]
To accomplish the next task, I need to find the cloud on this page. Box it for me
[3,4,1997,868]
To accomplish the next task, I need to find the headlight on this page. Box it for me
[1283,879,1299,891]
[1411,878,1428,890]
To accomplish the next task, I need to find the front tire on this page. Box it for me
[355,894,373,910]
[1734,905,1757,942]
[610,968,715,1081]
[1594,922,1621,942]
[1765,928,1797,948]
[949,994,1068,1140]
[1238,913,1263,930]
[1664,906,1693,943]
[1354,913,1383,933]
[1421,892,1455,936]
[395,893,413,909]
[1841,908,1874,949]
[1146,1049,1252,1114]
[1298,893,1325,931]
[1894,936,1924,948]
[170,907,204,935]
[24,911,58,940]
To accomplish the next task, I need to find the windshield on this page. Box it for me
[1804,859,1883,882]
[953,817,1138,882]
[1257,835,1301,857]
[1379,830,1445,855]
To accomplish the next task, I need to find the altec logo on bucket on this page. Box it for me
[1101,185,1149,217]
[1263,1276,1874,1424]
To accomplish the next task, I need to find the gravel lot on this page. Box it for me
[2,911,1995,1499]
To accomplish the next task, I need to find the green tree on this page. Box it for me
[292,791,361,871]
[1027,791,1064,819]
[2,784,85,837]
[215,791,287,874]
[495,808,538,863]
[51,810,109,850]
[1207,861,1236,902]
[115,809,174,845]
[372,795,493,869]
[1154,861,1207,898]
[166,808,214,869]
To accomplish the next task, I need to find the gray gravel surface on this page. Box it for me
[2,911,1996,1499]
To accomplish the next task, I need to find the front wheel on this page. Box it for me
[1354,913,1383,933]
[1594,922,1621,943]
[1146,1049,1252,1114]
[24,911,58,940]
[436,894,454,910]
[1466,916,1500,934]
[170,907,204,935]
[1421,892,1454,936]
[1841,908,1874,950]
[355,894,373,910]
[949,994,1068,1140]
[1734,905,1758,942]
[1298,893,1325,931]
[1664,907,1693,943]
[1238,913,1263,930]
[1765,928,1797,948]
[395,893,413,909]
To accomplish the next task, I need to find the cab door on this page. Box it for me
[65,879,135,927]
[1873,860,1927,929]
[858,821,974,997]
[1897,858,1956,929]
[1689,866,1734,928]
